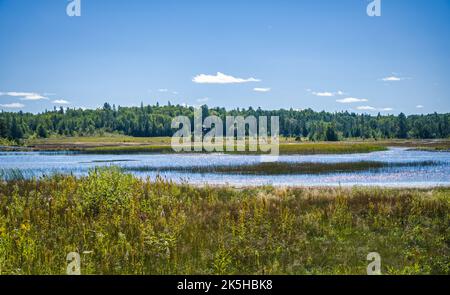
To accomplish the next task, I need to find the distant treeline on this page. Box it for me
[0,103,449,141]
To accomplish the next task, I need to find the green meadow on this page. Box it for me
[0,168,448,275]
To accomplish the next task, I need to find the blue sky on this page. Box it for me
[0,0,449,114]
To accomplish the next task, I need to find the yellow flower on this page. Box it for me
[20,223,31,232]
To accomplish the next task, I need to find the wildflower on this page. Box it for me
[20,223,31,232]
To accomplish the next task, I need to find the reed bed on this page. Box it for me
[125,161,442,175]
[81,142,387,155]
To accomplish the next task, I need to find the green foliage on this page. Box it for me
[0,104,449,141]
[36,124,48,138]
[0,169,448,274]
[326,125,339,141]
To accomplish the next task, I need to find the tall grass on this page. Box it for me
[0,167,448,274]
[125,161,442,175]
[83,142,387,155]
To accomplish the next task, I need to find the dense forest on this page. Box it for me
[0,103,449,142]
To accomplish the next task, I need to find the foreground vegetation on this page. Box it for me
[0,168,448,274]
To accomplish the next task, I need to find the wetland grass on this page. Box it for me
[0,167,448,275]
[125,161,441,175]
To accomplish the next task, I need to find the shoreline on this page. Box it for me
[2,137,449,154]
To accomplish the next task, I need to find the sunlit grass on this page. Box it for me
[82,142,387,155]
[0,168,448,275]
[11,136,450,155]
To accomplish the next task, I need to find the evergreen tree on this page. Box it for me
[10,117,23,139]
[37,124,48,138]
[397,113,408,138]
[325,125,339,141]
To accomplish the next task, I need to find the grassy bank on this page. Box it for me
[19,135,450,154]
[82,142,387,155]
[125,161,441,175]
[0,168,448,274]
[26,135,389,155]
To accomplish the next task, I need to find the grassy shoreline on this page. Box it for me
[81,142,388,155]
[0,168,448,275]
[1,136,442,154]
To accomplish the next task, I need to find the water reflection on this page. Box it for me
[0,148,449,187]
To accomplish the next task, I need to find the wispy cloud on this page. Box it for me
[196,97,209,103]
[380,75,410,82]
[356,106,376,111]
[0,103,25,109]
[313,91,334,97]
[308,89,346,97]
[193,72,260,84]
[253,87,271,92]
[158,89,169,92]
[53,99,70,105]
[337,97,368,103]
[0,91,48,100]
[416,105,424,109]
[356,106,393,112]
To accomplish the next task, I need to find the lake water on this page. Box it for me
[0,148,449,187]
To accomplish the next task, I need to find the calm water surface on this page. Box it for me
[0,148,449,187]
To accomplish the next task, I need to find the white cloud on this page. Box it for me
[53,99,70,105]
[356,106,376,111]
[382,76,402,82]
[192,72,260,84]
[416,105,424,109]
[0,103,25,108]
[355,106,393,112]
[381,75,409,82]
[0,91,48,100]
[21,94,47,100]
[3,92,34,97]
[253,87,271,92]
[308,90,346,97]
[337,97,368,103]
[158,89,168,92]
[196,97,209,103]
[313,91,334,97]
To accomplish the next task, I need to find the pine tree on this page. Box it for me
[10,117,23,139]
[37,124,48,138]
[325,125,338,141]
[397,113,408,138]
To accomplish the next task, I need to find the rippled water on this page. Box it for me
[0,148,449,187]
